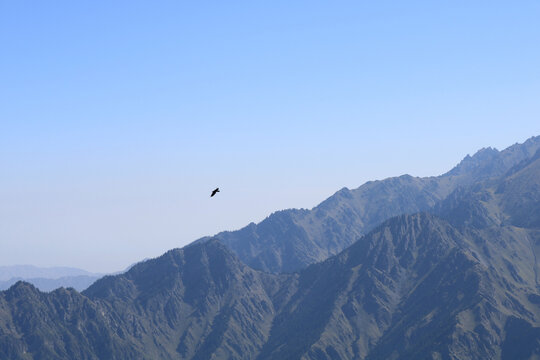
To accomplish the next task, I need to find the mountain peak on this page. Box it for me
[444,136,540,183]
[446,146,500,176]
[2,281,41,303]
[6,280,38,293]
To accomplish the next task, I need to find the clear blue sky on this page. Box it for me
[1,1,539,272]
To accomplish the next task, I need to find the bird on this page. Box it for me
[211,187,220,197]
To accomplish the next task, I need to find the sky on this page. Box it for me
[1,1,539,273]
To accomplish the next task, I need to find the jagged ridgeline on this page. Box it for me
[1,136,540,359]
[198,135,540,274]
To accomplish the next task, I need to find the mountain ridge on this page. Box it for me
[202,135,540,274]
[1,135,540,359]
[0,265,102,282]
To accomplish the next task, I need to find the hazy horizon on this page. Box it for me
[2,1,540,272]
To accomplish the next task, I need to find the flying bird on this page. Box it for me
[211,187,220,197]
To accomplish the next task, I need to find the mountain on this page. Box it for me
[256,147,540,358]
[0,265,100,282]
[1,136,539,359]
[202,136,540,273]
[0,265,104,292]
[0,240,286,359]
[258,213,482,359]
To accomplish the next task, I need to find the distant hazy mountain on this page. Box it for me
[0,265,103,292]
[1,135,539,359]
[0,265,100,282]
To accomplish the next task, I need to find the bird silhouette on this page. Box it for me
[211,188,220,197]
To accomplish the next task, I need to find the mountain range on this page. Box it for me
[0,265,103,292]
[0,265,99,282]
[1,136,539,359]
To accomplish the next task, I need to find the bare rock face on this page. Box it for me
[1,135,540,359]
